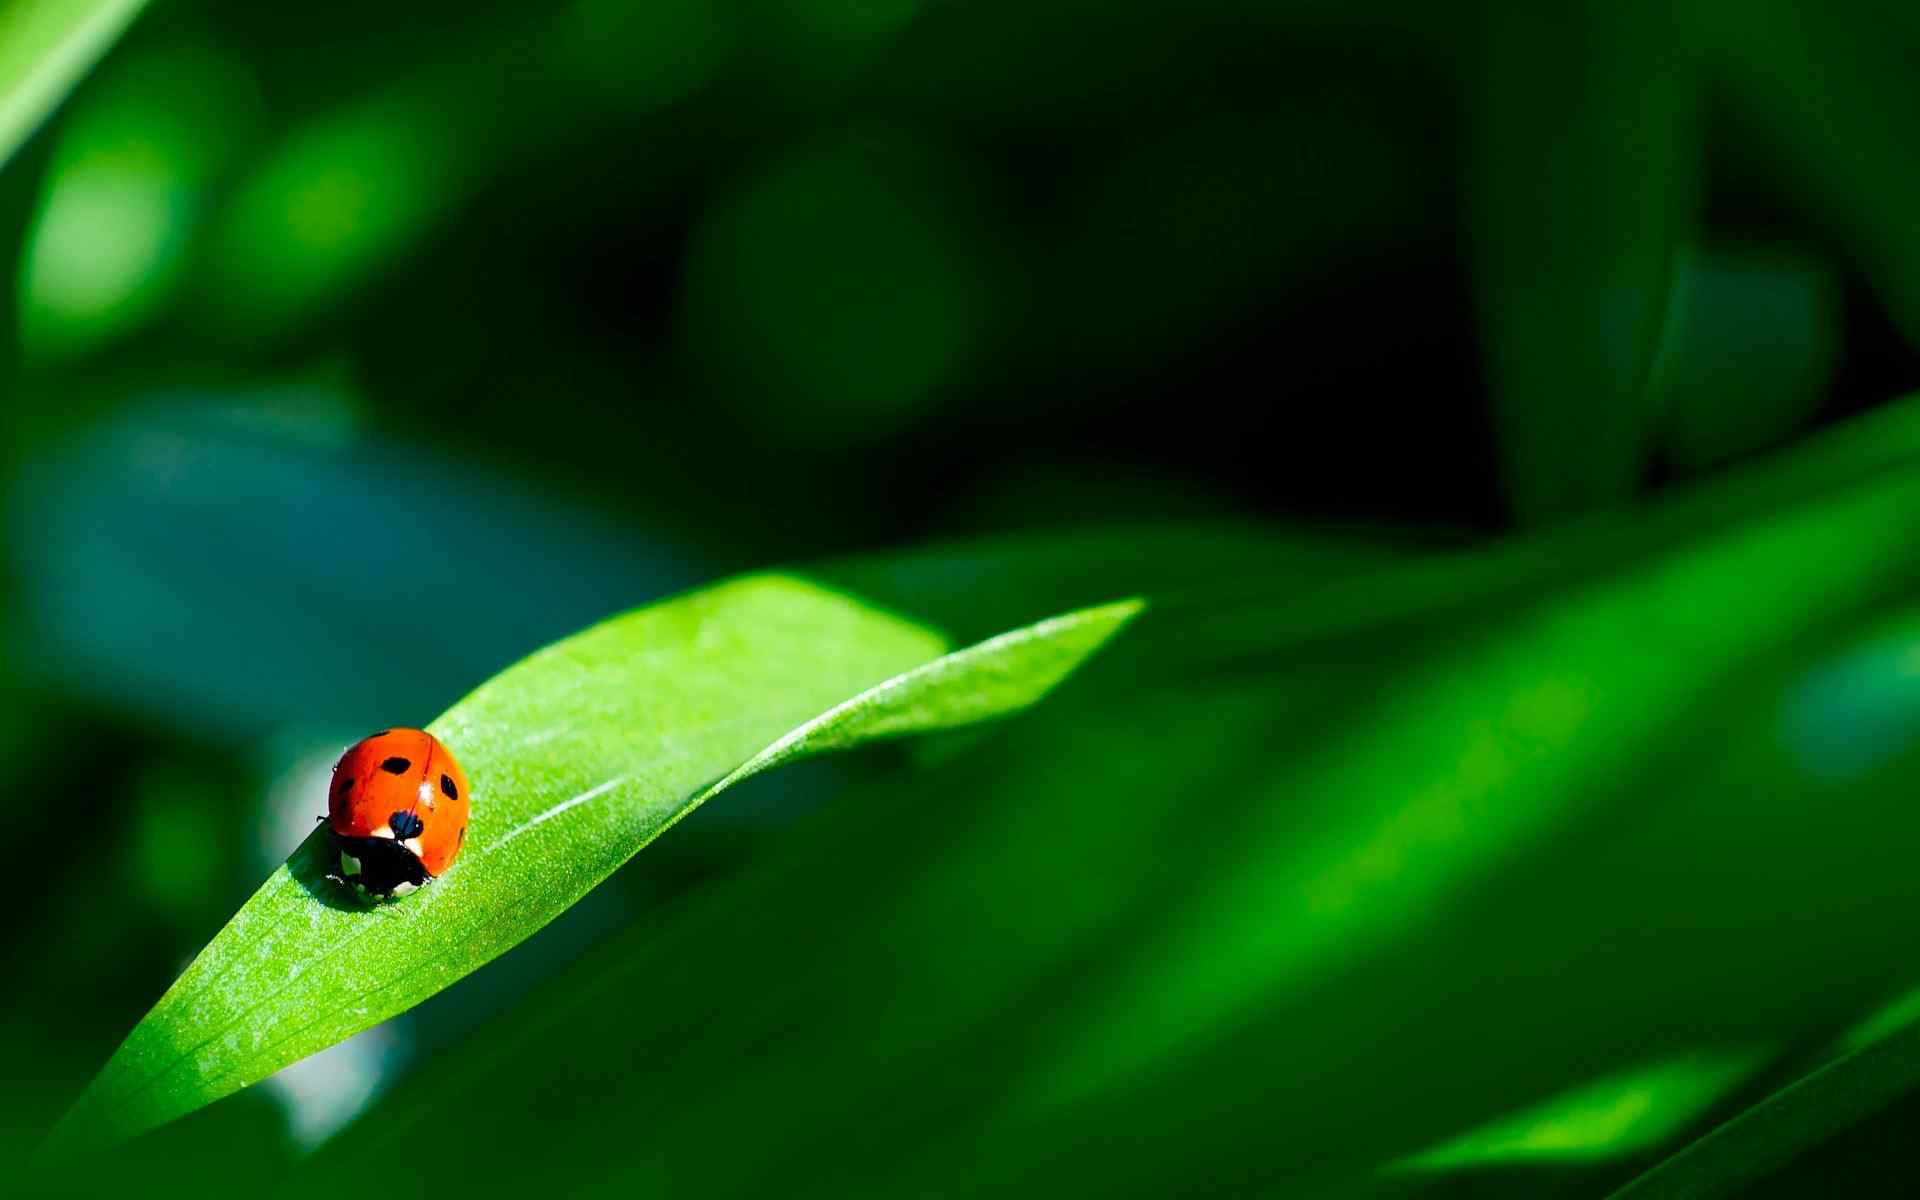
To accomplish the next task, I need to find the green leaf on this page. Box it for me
[1607,1024,1920,1199]
[46,574,1143,1151]
[0,0,148,172]
[1471,0,1698,520]
[1696,0,1920,347]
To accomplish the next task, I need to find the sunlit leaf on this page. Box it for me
[45,576,1142,1151]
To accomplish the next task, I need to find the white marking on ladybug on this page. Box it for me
[402,837,423,858]
[370,827,396,840]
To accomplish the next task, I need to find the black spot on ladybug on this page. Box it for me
[380,756,411,774]
[336,777,353,796]
[440,774,458,800]
[389,810,425,839]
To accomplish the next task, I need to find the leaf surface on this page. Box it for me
[48,575,1141,1150]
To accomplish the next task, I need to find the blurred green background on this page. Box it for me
[7,0,1920,1195]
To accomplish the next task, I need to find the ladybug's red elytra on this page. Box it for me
[325,729,469,898]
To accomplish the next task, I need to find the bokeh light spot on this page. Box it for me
[205,97,457,334]
[20,43,261,360]
[1781,617,1920,782]
[680,132,1005,448]
[263,1022,411,1150]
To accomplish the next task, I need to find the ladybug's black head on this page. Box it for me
[330,830,431,898]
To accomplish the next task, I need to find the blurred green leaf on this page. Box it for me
[18,41,264,361]
[1392,1051,1768,1171]
[1649,244,1839,474]
[288,394,1920,1197]
[1696,0,1920,348]
[10,398,702,736]
[1472,0,1698,520]
[0,0,147,174]
[1607,1024,1920,1199]
[986,450,1920,1148]
[1838,983,1920,1056]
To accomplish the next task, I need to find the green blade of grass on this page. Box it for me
[44,574,1142,1152]
[0,0,148,171]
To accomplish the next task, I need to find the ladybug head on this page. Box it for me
[329,826,431,899]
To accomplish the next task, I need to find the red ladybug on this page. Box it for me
[325,729,470,897]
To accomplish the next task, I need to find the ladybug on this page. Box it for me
[324,728,469,898]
